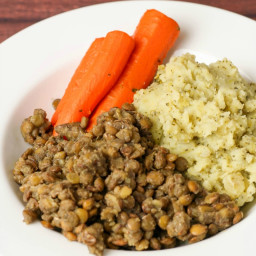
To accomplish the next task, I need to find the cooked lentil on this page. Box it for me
[13,103,243,256]
[52,98,61,110]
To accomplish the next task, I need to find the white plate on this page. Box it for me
[0,1,256,256]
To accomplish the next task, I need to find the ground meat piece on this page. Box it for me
[141,214,156,231]
[39,197,59,214]
[79,171,94,186]
[215,207,235,229]
[60,211,80,231]
[74,149,107,177]
[116,129,133,142]
[105,192,123,212]
[109,156,125,172]
[129,144,145,159]
[100,207,118,222]
[78,223,105,256]
[26,198,39,211]
[145,153,154,170]
[58,188,76,201]
[146,171,164,186]
[124,217,143,246]
[23,209,38,224]
[105,170,126,190]
[154,147,168,169]
[59,199,76,212]
[125,159,141,173]
[55,123,84,140]
[167,212,191,238]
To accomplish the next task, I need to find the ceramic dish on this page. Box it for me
[0,1,256,256]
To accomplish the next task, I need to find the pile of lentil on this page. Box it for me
[13,103,243,256]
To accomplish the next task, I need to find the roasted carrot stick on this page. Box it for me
[87,9,180,129]
[51,37,104,125]
[52,30,135,128]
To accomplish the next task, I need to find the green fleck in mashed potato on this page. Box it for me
[134,53,256,206]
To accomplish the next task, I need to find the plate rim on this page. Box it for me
[0,1,256,256]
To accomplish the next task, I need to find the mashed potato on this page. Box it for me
[134,53,256,206]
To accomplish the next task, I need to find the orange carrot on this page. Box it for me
[51,37,104,125]
[53,30,135,128]
[87,9,180,129]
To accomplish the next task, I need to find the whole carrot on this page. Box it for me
[53,30,135,128]
[51,37,104,125]
[87,9,180,129]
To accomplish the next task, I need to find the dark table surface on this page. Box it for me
[1,0,256,43]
